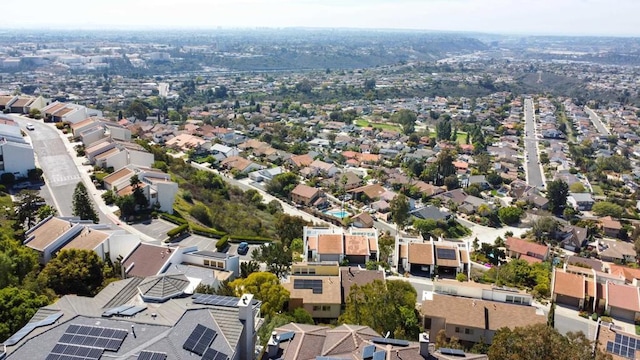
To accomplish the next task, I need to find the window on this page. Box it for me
[454,327,460,333]
[312,306,320,311]
[424,318,432,329]
[322,305,330,311]
[308,268,316,275]
[465,328,474,335]
[506,295,523,304]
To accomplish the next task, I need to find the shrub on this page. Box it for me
[216,235,229,251]
[167,224,189,238]
[160,213,187,225]
[227,235,274,244]
[191,224,226,238]
[601,316,613,323]
[189,203,212,227]
[101,190,117,205]
[456,273,468,282]
[591,313,598,321]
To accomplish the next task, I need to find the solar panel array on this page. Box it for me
[371,337,410,347]
[278,331,295,342]
[293,279,323,294]
[4,311,64,346]
[60,324,128,352]
[362,344,375,359]
[372,351,386,360]
[606,333,640,359]
[202,348,230,360]
[45,343,103,360]
[192,294,241,307]
[440,347,467,357]
[436,248,457,260]
[138,350,168,360]
[183,324,218,356]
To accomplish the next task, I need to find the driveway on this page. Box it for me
[554,305,597,338]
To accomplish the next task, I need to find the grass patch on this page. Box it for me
[354,118,402,132]
[428,131,468,144]
[591,184,604,196]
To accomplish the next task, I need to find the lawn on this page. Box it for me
[354,118,402,132]
[428,131,468,144]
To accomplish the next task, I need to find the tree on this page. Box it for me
[72,182,98,223]
[275,214,310,248]
[339,280,420,340]
[546,179,569,215]
[488,323,612,360]
[391,109,417,135]
[291,307,314,324]
[436,119,452,141]
[38,249,105,296]
[229,272,289,317]
[266,199,283,215]
[116,195,136,219]
[0,172,15,186]
[378,235,395,264]
[0,287,50,342]
[414,219,439,239]
[390,194,411,230]
[251,242,292,279]
[240,261,260,278]
[129,175,149,210]
[498,206,524,225]
[530,217,560,243]
[592,201,624,218]
[443,175,460,190]
[13,190,46,229]
[569,182,586,193]
[37,204,57,222]
[266,172,299,198]
[126,99,149,120]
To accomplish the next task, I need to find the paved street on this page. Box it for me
[584,106,611,135]
[523,98,545,188]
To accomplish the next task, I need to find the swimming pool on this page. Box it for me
[324,209,349,218]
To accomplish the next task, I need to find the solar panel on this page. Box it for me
[278,331,295,342]
[362,344,376,359]
[182,324,218,356]
[102,305,135,317]
[118,306,147,316]
[293,279,323,294]
[58,325,128,352]
[372,351,386,360]
[436,248,457,260]
[45,344,103,360]
[3,311,64,346]
[440,347,467,357]
[371,337,410,347]
[202,348,229,360]
[606,333,640,359]
[138,350,168,360]
[192,294,241,307]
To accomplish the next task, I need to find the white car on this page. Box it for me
[26,123,35,131]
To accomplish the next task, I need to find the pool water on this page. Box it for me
[324,209,349,218]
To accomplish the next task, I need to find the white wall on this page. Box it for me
[2,142,35,178]
[105,151,128,171]
[40,223,84,264]
[81,128,106,147]
[128,149,153,168]
[103,232,141,263]
[109,127,131,141]
[154,181,178,213]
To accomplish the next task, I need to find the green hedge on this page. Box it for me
[216,235,229,250]
[161,213,187,225]
[167,224,189,238]
[191,224,227,238]
[227,235,274,244]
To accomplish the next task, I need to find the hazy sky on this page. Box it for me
[3,0,638,36]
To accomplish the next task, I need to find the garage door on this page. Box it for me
[610,307,636,322]
[555,294,580,309]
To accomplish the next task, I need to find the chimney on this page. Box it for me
[238,294,256,360]
[419,333,430,357]
[267,331,280,358]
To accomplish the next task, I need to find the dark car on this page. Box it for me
[237,242,249,255]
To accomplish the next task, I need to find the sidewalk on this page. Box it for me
[55,126,158,243]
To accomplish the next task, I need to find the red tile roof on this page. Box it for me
[506,237,548,259]
[607,282,640,312]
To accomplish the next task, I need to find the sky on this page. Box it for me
[3,0,639,37]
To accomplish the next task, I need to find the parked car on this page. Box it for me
[237,242,249,255]
[26,123,35,131]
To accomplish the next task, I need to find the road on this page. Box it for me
[523,98,545,188]
[158,83,170,97]
[9,116,110,221]
[584,106,611,136]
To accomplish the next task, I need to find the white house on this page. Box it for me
[0,116,35,178]
[103,165,178,213]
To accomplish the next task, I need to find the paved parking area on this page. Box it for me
[129,219,176,241]
[554,305,596,338]
[227,243,261,260]
[177,234,219,252]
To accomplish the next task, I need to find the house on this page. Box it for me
[248,167,284,183]
[340,267,385,302]
[264,323,488,360]
[350,212,375,228]
[558,225,588,252]
[0,116,35,178]
[464,175,491,190]
[219,155,264,174]
[165,133,207,151]
[421,294,546,345]
[3,278,260,360]
[24,216,94,264]
[102,165,178,213]
[594,238,635,263]
[290,184,323,207]
[409,205,452,222]
[283,274,342,321]
[303,227,379,264]
[600,216,622,238]
[567,192,595,211]
[551,268,594,310]
[70,117,102,138]
[42,102,102,124]
[396,237,471,279]
[505,237,550,263]
[287,153,314,169]
[606,282,640,322]
[321,171,362,191]
[349,183,386,202]
[308,159,338,177]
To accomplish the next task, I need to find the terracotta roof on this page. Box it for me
[407,242,434,265]
[519,254,543,264]
[0,95,14,106]
[62,228,109,251]
[601,216,622,230]
[291,184,320,200]
[70,118,97,130]
[553,269,585,299]
[607,282,640,312]
[103,167,133,186]
[368,237,377,252]
[317,234,343,255]
[26,217,74,251]
[53,107,75,117]
[351,212,374,227]
[85,140,112,155]
[350,183,386,199]
[506,237,548,258]
[11,97,33,107]
[44,103,65,114]
[220,155,252,172]
[289,154,314,167]
[122,243,172,278]
[93,147,120,161]
[344,235,368,256]
[307,236,318,251]
[399,244,408,258]
[421,294,546,331]
[610,264,640,283]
